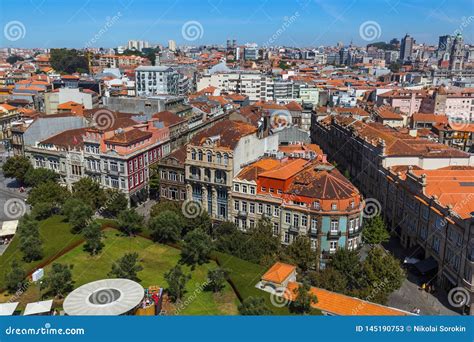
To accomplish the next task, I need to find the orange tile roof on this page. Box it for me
[286,282,410,316]
[262,262,296,284]
[259,159,309,180]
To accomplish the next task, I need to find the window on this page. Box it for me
[223,153,229,165]
[265,205,272,215]
[216,153,222,164]
[301,215,307,227]
[269,188,274,193]
[284,232,290,243]
[207,151,212,162]
[313,201,320,210]
[234,184,240,192]
[191,149,196,160]
[242,185,247,193]
[285,213,291,224]
[261,187,266,192]
[330,241,337,252]
[249,219,255,228]
[234,200,240,211]
[432,235,440,253]
[331,203,337,211]
[293,214,299,227]
[258,203,263,214]
[330,219,339,231]
[250,186,256,195]
[273,206,279,217]
[198,150,203,161]
[273,223,279,235]
[277,189,282,194]
[249,203,255,214]
[242,201,247,212]
[349,219,355,232]
[311,217,317,230]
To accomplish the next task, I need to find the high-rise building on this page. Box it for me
[168,40,177,52]
[400,34,414,62]
[135,66,180,96]
[127,40,150,52]
[449,33,465,71]
[437,35,454,61]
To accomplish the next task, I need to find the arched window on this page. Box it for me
[207,151,212,163]
[216,152,222,164]
[223,153,229,165]
[191,149,196,160]
[198,150,203,161]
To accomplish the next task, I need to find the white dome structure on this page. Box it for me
[63,279,144,316]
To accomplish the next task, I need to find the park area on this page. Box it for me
[0,216,247,315]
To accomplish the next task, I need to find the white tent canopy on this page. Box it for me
[23,299,53,316]
[63,279,144,316]
[0,302,19,316]
[0,220,19,237]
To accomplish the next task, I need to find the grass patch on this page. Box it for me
[213,251,291,315]
[6,230,238,315]
[0,215,84,291]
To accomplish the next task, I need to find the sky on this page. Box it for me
[0,0,473,48]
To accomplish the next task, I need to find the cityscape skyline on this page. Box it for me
[1,0,473,48]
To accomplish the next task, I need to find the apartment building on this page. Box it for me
[185,119,278,220]
[25,113,171,204]
[197,71,274,102]
[135,66,180,97]
[157,146,187,201]
[311,115,474,314]
[231,156,364,267]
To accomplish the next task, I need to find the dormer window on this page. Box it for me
[331,203,337,211]
[313,201,320,210]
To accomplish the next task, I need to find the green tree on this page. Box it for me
[117,209,143,236]
[284,236,317,273]
[307,268,348,294]
[289,281,318,314]
[180,229,213,267]
[164,264,190,302]
[5,260,27,293]
[50,48,89,74]
[148,165,160,199]
[183,211,212,236]
[362,247,405,304]
[213,221,237,237]
[362,215,390,245]
[72,177,106,210]
[18,218,43,262]
[150,200,181,217]
[83,221,104,255]
[69,202,94,233]
[6,55,24,64]
[28,181,69,208]
[103,189,128,217]
[206,268,227,293]
[30,201,55,220]
[148,210,182,243]
[41,263,74,298]
[238,297,271,315]
[109,252,143,282]
[2,156,31,184]
[24,167,58,188]
[331,249,368,291]
[62,198,84,219]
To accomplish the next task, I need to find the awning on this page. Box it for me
[23,300,53,316]
[0,302,19,316]
[414,256,438,274]
[0,220,19,237]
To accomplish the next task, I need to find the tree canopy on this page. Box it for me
[109,252,143,282]
[2,156,31,184]
[40,263,74,298]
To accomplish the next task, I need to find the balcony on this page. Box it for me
[289,225,299,233]
[327,230,342,239]
[309,228,318,237]
[238,210,247,217]
[348,229,360,238]
[321,249,336,258]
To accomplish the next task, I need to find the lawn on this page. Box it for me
[0,215,84,291]
[9,230,239,315]
[213,251,291,315]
